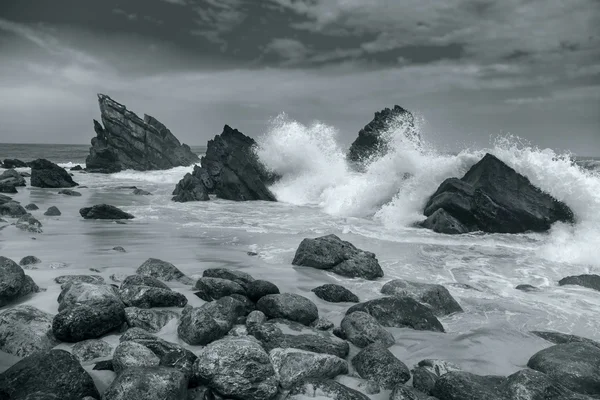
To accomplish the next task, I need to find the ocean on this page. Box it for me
[1,125,600,396]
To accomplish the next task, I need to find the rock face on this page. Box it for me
[102,366,188,400]
[30,158,78,188]
[292,234,384,280]
[381,279,463,317]
[86,94,199,173]
[0,256,39,307]
[527,342,600,396]
[340,311,395,348]
[0,305,59,357]
[422,154,574,234]
[312,284,359,303]
[79,204,134,219]
[257,293,319,326]
[558,274,600,292]
[0,349,100,400]
[351,343,410,389]
[171,124,277,202]
[347,105,418,164]
[194,336,279,400]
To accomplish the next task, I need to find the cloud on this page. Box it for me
[190,0,247,47]
[506,85,600,105]
[264,38,311,63]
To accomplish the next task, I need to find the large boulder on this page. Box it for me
[79,204,134,219]
[351,342,410,389]
[125,307,179,333]
[102,366,188,400]
[340,310,395,348]
[193,336,279,400]
[30,158,78,188]
[346,296,444,332]
[178,296,245,345]
[0,349,100,400]
[86,94,199,173]
[44,205,62,216]
[422,153,574,234]
[0,256,39,307]
[286,379,370,400]
[270,347,348,389]
[292,234,384,280]
[347,105,418,164]
[121,274,170,290]
[558,274,600,292]
[0,305,59,357]
[527,342,600,396]
[137,258,193,284]
[381,279,463,316]
[257,293,319,326]
[246,279,280,302]
[171,124,277,202]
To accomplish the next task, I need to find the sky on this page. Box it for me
[0,0,599,155]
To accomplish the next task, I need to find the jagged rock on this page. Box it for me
[381,279,463,317]
[79,204,134,219]
[531,330,600,348]
[347,296,444,332]
[0,256,39,307]
[86,94,199,173]
[248,318,349,358]
[125,307,178,332]
[292,234,384,280]
[137,258,192,284]
[102,366,188,400]
[516,284,540,292]
[432,371,506,400]
[112,341,160,374]
[2,159,28,168]
[194,277,246,301]
[500,369,593,400]
[0,305,59,357]
[71,339,113,362]
[420,208,470,234]
[257,293,319,326]
[202,268,255,289]
[423,154,574,234]
[55,274,105,286]
[58,189,82,196]
[0,201,27,218]
[70,165,83,171]
[194,336,278,400]
[25,203,39,210]
[119,285,188,308]
[559,274,600,291]
[527,342,600,396]
[133,188,152,195]
[19,255,41,267]
[286,379,370,400]
[270,347,348,389]
[340,311,395,348]
[172,169,209,202]
[412,359,462,395]
[352,342,410,389]
[0,349,100,400]
[172,124,277,202]
[312,284,359,303]
[30,158,78,188]
[16,213,43,232]
[246,279,280,302]
[121,274,170,290]
[347,105,417,164]
[178,296,245,345]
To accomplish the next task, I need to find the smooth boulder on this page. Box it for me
[246,279,280,302]
[0,201,27,218]
[381,279,463,316]
[112,341,160,374]
[119,285,188,308]
[257,293,319,326]
[79,204,134,219]
[432,371,506,400]
[44,206,62,217]
[58,189,82,196]
[30,158,78,188]
[312,283,359,303]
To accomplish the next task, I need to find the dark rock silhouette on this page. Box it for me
[30,159,78,188]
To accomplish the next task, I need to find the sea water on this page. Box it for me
[0,119,599,396]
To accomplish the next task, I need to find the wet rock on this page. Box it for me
[286,379,370,400]
[312,284,359,303]
[0,201,27,218]
[0,349,99,400]
[16,213,43,232]
[0,256,39,307]
[119,285,188,308]
[412,360,462,395]
[423,153,574,234]
[121,274,170,290]
[55,274,105,286]
[500,369,592,400]
[202,268,255,289]
[71,339,113,362]
[194,277,246,301]
[25,203,39,210]
[70,165,83,171]
[125,307,179,333]
[516,284,540,292]
[246,279,280,302]
[30,158,78,188]
[257,293,319,326]
[102,366,188,400]
[133,188,152,195]
[0,305,59,357]
[420,208,471,235]
[352,342,410,389]
[558,274,600,292]
[381,279,463,317]
[79,204,134,219]
[194,336,278,400]
[527,342,600,396]
[178,296,245,345]
[57,282,122,311]
[249,319,349,358]
[531,330,600,348]
[137,258,192,284]
[172,170,210,202]
[2,159,28,168]
[293,234,384,279]
[346,296,444,332]
[246,310,267,328]
[113,341,161,374]
[340,310,395,348]
[310,317,334,331]
[53,300,126,342]
[432,371,506,400]
[271,347,348,389]
[113,246,126,252]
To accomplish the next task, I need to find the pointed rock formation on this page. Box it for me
[86,94,199,173]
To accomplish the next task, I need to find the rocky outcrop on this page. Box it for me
[86,94,199,173]
[347,105,418,164]
[292,234,384,280]
[79,204,134,219]
[422,153,575,234]
[0,305,59,357]
[171,124,277,202]
[30,158,78,188]
[0,256,39,307]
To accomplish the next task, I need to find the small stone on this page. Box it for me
[25,203,39,211]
